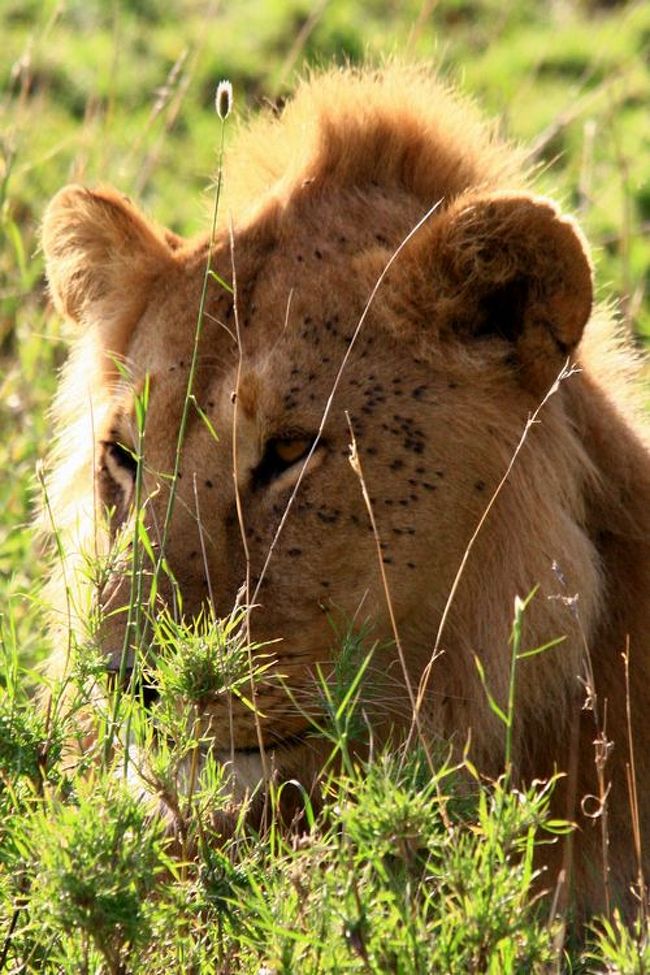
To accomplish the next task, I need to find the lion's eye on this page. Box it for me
[98,440,137,501]
[253,437,314,488]
[97,440,138,524]
[103,441,138,480]
[273,438,311,465]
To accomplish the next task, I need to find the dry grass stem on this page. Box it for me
[192,471,214,610]
[407,361,580,752]
[623,644,647,919]
[229,220,270,795]
[250,199,444,609]
[345,413,434,778]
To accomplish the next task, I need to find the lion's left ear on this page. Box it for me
[388,191,593,391]
[42,184,176,355]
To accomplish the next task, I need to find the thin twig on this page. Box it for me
[346,414,434,777]
[571,595,612,919]
[228,219,271,798]
[406,360,579,753]
[594,702,612,919]
[192,471,214,609]
[623,643,647,920]
[250,199,444,609]
[153,106,228,594]
[0,903,21,970]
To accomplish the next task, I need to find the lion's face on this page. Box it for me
[92,213,524,752]
[42,69,598,771]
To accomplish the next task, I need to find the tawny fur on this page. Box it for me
[41,64,650,917]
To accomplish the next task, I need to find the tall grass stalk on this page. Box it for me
[155,80,232,587]
[103,372,150,771]
[409,360,579,758]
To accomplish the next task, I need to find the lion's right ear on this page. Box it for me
[380,191,593,393]
[42,184,175,353]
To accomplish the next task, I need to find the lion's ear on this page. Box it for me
[392,191,593,391]
[42,184,175,353]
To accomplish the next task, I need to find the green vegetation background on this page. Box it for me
[1,1,649,971]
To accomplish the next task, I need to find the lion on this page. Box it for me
[41,64,650,916]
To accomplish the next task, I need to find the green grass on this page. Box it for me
[1,0,650,971]
[0,594,579,973]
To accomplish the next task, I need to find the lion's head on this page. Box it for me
[43,68,648,892]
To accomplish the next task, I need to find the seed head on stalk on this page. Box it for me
[215,80,233,121]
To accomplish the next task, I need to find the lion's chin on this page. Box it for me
[126,730,316,806]
[214,728,316,795]
[125,735,321,850]
[213,748,265,794]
